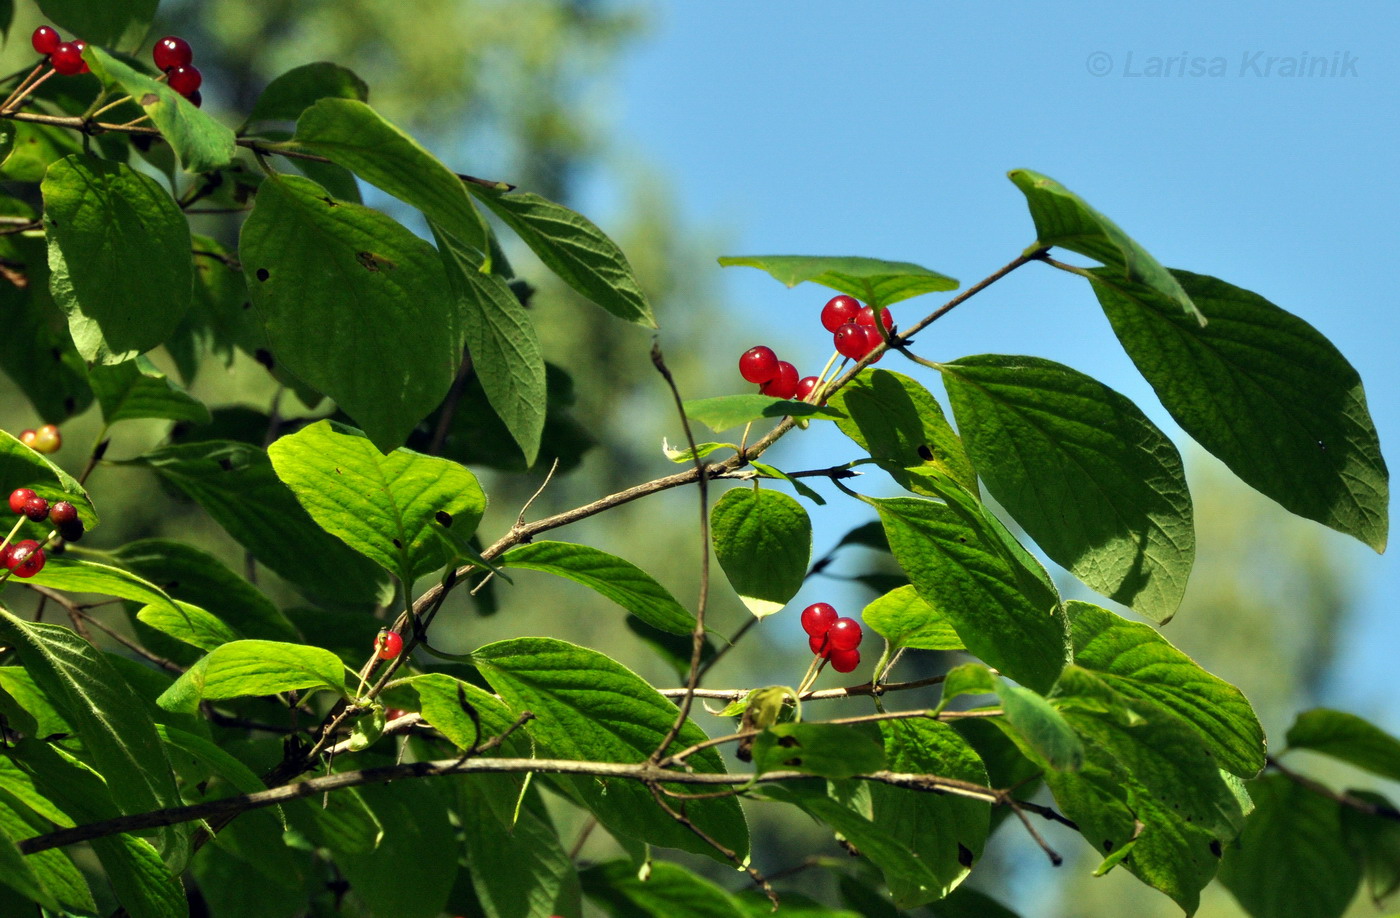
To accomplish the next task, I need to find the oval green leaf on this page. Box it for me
[1284,708,1400,783]
[711,486,812,618]
[469,185,656,327]
[156,640,349,714]
[718,255,959,307]
[941,354,1195,623]
[240,173,462,451]
[861,584,963,652]
[828,367,977,497]
[750,722,886,779]
[1007,169,1201,324]
[472,637,748,863]
[501,541,694,636]
[245,62,369,127]
[1069,601,1265,777]
[294,98,488,253]
[136,601,238,653]
[268,420,486,582]
[89,356,211,425]
[1091,268,1388,552]
[43,155,192,365]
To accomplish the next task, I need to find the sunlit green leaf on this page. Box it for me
[751,722,885,779]
[683,394,845,433]
[718,254,958,307]
[157,640,349,714]
[861,584,963,652]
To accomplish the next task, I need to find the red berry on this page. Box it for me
[152,36,193,72]
[187,89,202,108]
[8,488,36,515]
[22,497,49,522]
[801,602,838,638]
[860,324,886,362]
[794,375,820,402]
[29,424,61,454]
[167,65,202,98]
[833,323,868,360]
[828,617,863,652]
[32,26,60,56]
[739,346,780,384]
[50,42,85,75]
[375,630,404,660]
[49,501,78,526]
[856,305,893,331]
[759,361,799,399]
[820,295,861,332]
[9,541,45,578]
[829,648,861,673]
[808,633,831,657]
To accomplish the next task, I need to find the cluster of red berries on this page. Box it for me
[800,602,863,673]
[2,489,84,578]
[30,25,88,76]
[17,424,61,455]
[737,295,894,400]
[30,26,202,106]
[821,294,893,362]
[151,36,203,105]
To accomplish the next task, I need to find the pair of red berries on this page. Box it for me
[30,27,202,106]
[18,424,61,455]
[30,25,88,76]
[738,346,820,402]
[800,602,863,673]
[822,295,893,362]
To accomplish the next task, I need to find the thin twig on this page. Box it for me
[657,673,949,703]
[1268,755,1400,822]
[648,340,712,763]
[647,780,780,908]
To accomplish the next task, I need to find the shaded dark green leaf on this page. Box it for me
[1285,708,1400,783]
[711,486,812,618]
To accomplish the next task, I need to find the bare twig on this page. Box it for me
[1268,755,1400,822]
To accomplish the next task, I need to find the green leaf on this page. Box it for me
[468,185,656,327]
[240,172,462,450]
[459,778,577,918]
[0,428,98,531]
[1219,774,1360,918]
[1092,268,1388,552]
[410,672,521,751]
[0,800,63,911]
[89,355,211,425]
[583,859,746,918]
[43,155,192,365]
[861,584,964,652]
[0,613,184,847]
[751,722,886,779]
[129,440,388,606]
[717,255,958,307]
[763,782,951,910]
[85,46,236,172]
[873,493,1068,693]
[245,62,369,126]
[434,220,547,464]
[156,639,349,714]
[735,890,862,918]
[24,558,181,617]
[1285,709,1400,782]
[711,486,812,618]
[501,541,694,636]
[0,121,82,183]
[336,780,458,918]
[136,601,238,652]
[749,460,827,505]
[268,419,486,582]
[0,235,93,422]
[1340,791,1400,905]
[870,719,991,907]
[940,355,1195,622]
[683,393,846,433]
[940,662,998,707]
[1069,601,1265,777]
[106,539,299,643]
[295,98,488,253]
[828,368,977,497]
[663,440,738,463]
[472,637,748,862]
[1042,667,1248,914]
[1007,169,1201,323]
[36,0,156,48]
[997,678,1082,771]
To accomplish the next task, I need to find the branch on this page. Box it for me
[656,674,949,704]
[1268,755,1400,822]
[20,755,1070,856]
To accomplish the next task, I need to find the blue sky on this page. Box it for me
[600,2,1400,726]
